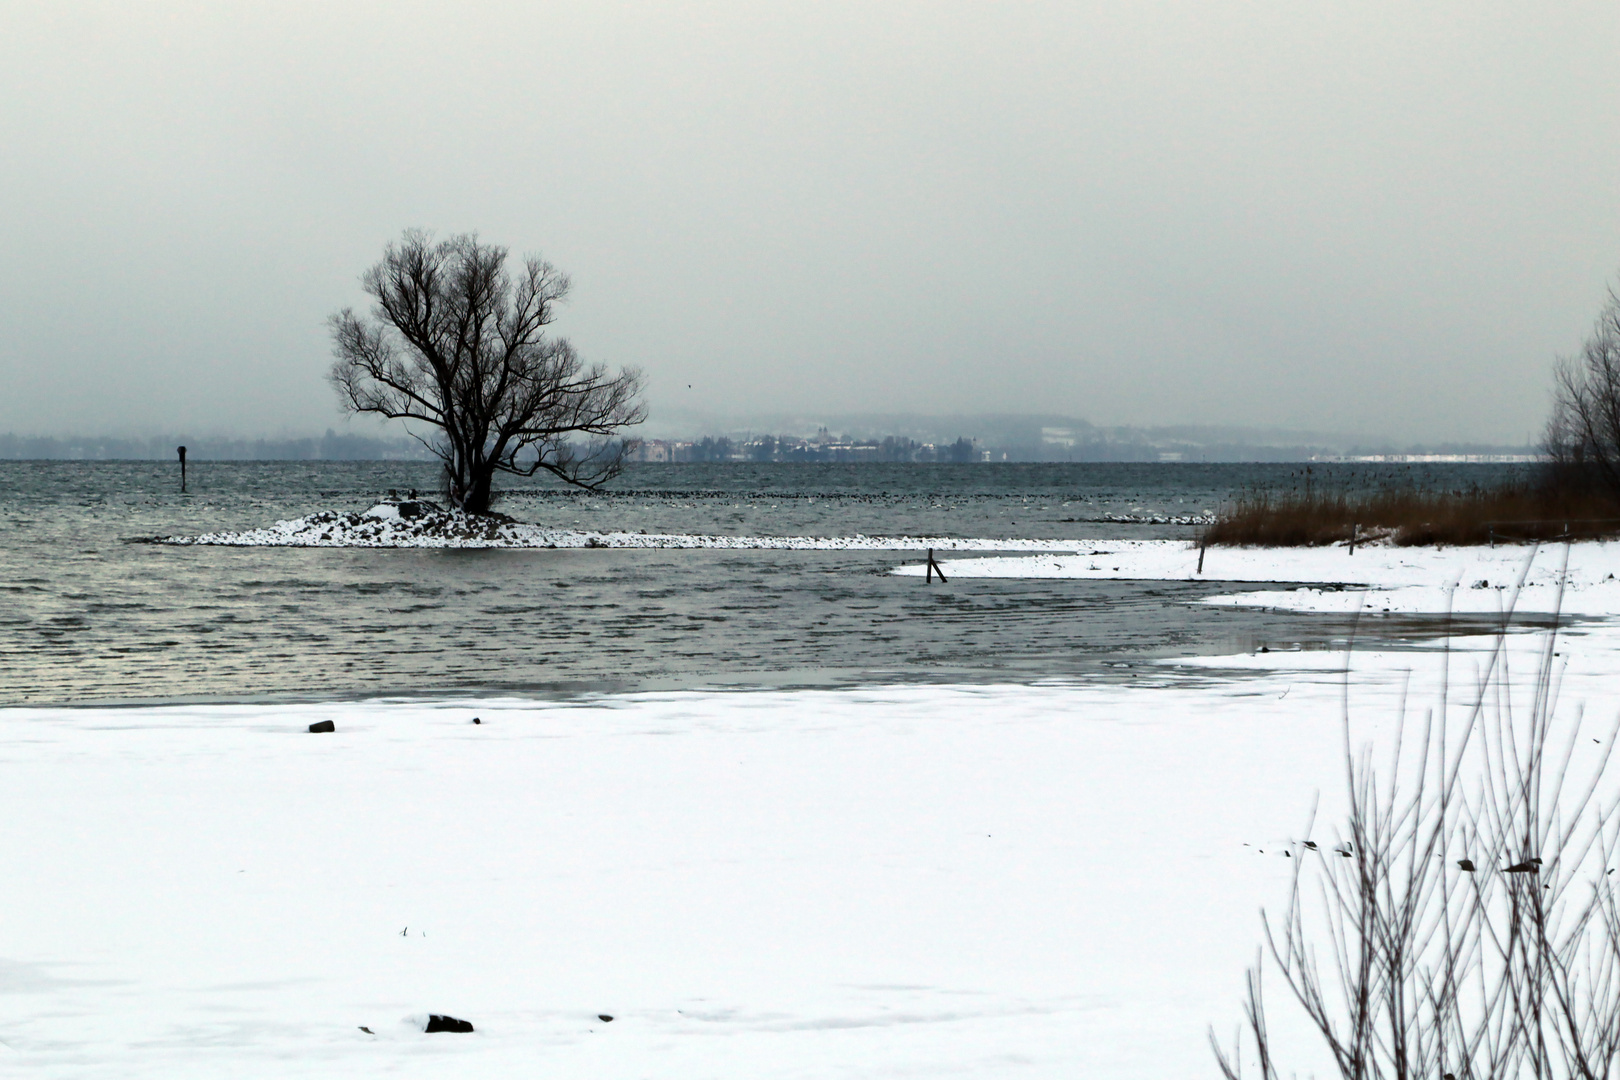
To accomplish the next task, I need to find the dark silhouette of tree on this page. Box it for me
[330,230,644,513]
[1547,277,1620,499]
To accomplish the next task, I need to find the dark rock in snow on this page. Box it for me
[309,720,335,733]
[598,1014,614,1022]
[425,1014,474,1033]
[473,717,481,724]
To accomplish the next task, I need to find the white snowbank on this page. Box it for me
[5,623,1616,1078]
[894,539,1620,614]
[159,507,1091,551]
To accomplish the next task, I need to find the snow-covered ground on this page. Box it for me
[159,505,1093,550]
[896,538,1620,614]
[8,538,1619,1076]
[8,631,1620,1076]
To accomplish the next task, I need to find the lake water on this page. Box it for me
[0,460,1535,705]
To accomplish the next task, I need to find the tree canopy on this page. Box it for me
[330,230,644,513]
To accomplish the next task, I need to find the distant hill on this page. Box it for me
[1,416,1539,463]
[637,412,1538,463]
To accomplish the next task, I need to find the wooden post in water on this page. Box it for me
[177,445,187,493]
[925,548,947,584]
[1349,522,1357,555]
[1197,539,1206,574]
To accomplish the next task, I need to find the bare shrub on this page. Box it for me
[1214,555,1620,1079]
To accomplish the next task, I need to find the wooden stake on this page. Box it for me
[177,445,187,493]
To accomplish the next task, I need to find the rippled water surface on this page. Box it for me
[0,461,1533,704]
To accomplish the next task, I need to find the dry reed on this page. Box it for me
[1205,481,1620,547]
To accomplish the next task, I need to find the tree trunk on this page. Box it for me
[443,437,497,514]
[463,468,495,515]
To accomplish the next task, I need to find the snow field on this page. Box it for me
[0,661,1513,1079]
[12,610,1620,1078]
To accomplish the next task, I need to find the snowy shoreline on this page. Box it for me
[8,623,1620,1077]
[154,505,1620,617]
[895,538,1620,615]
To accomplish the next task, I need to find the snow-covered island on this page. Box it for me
[157,502,1096,551]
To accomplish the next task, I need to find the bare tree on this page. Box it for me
[330,230,645,513]
[1547,279,1620,500]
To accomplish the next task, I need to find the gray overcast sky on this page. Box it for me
[2,2,1617,443]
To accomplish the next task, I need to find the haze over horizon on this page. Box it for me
[3,3,1617,444]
